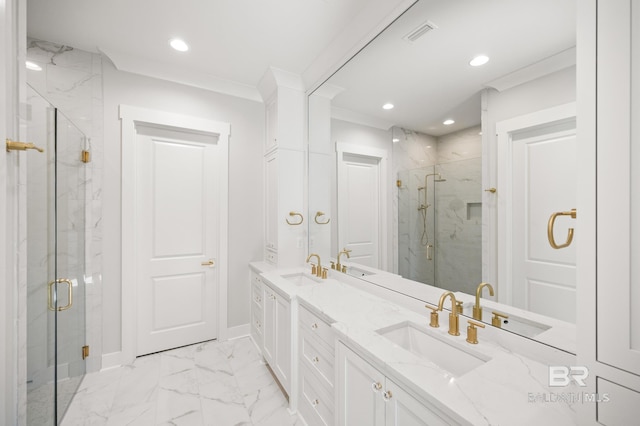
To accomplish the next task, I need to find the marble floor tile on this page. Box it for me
[59,337,301,426]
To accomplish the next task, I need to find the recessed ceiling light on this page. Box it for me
[382,103,394,110]
[26,61,42,71]
[443,119,455,125]
[169,38,189,52]
[392,138,400,143]
[469,55,489,67]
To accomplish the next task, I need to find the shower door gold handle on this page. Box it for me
[47,279,73,311]
[547,209,577,249]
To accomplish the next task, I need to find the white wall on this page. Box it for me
[102,62,264,355]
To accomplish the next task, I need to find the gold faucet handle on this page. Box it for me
[330,261,336,270]
[425,303,439,328]
[455,300,463,314]
[466,320,485,344]
[310,264,317,275]
[321,267,328,279]
[341,265,347,273]
[491,311,509,328]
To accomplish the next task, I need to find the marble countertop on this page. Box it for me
[252,262,579,426]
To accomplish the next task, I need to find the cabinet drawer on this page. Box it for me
[251,271,263,287]
[597,378,640,425]
[300,329,334,389]
[299,364,334,426]
[251,281,263,308]
[299,305,334,350]
[264,249,278,265]
[251,308,263,344]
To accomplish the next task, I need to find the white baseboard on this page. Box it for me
[227,324,250,340]
[101,325,249,370]
[101,351,124,371]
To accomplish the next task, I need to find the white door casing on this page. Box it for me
[336,143,388,269]
[496,103,576,322]
[120,105,229,362]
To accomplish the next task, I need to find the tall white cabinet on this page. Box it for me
[579,1,640,423]
[259,69,306,268]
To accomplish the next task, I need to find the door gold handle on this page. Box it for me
[547,209,577,249]
[47,278,73,311]
[201,260,215,267]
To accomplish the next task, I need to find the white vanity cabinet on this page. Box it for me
[298,304,335,426]
[250,271,264,350]
[264,149,279,262]
[259,70,306,268]
[262,278,292,394]
[336,342,459,426]
[579,1,640,423]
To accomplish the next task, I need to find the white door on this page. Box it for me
[497,106,577,323]
[135,124,220,355]
[337,152,382,268]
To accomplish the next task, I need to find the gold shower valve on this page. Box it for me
[6,139,44,153]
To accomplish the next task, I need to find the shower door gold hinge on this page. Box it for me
[82,345,90,360]
[81,150,91,163]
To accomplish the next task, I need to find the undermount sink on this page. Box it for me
[461,304,551,338]
[280,272,323,286]
[344,265,374,277]
[377,321,490,378]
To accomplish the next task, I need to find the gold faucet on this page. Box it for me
[473,282,494,321]
[306,253,322,278]
[437,291,460,336]
[336,248,351,273]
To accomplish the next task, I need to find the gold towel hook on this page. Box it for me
[286,211,304,226]
[547,209,577,249]
[6,138,44,153]
[314,211,330,225]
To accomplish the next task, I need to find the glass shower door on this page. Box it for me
[53,109,88,423]
[26,85,88,425]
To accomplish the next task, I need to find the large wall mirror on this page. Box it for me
[308,0,577,353]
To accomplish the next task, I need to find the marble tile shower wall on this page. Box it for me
[26,39,104,375]
[392,128,437,275]
[434,126,482,293]
[394,126,482,289]
[398,166,436,284]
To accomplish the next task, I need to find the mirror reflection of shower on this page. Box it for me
[417,173,446,260]
[397,150,482,291]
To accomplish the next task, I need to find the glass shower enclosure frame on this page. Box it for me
[26,85,88,425]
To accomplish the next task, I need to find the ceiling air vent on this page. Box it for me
[403,20,438,42]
